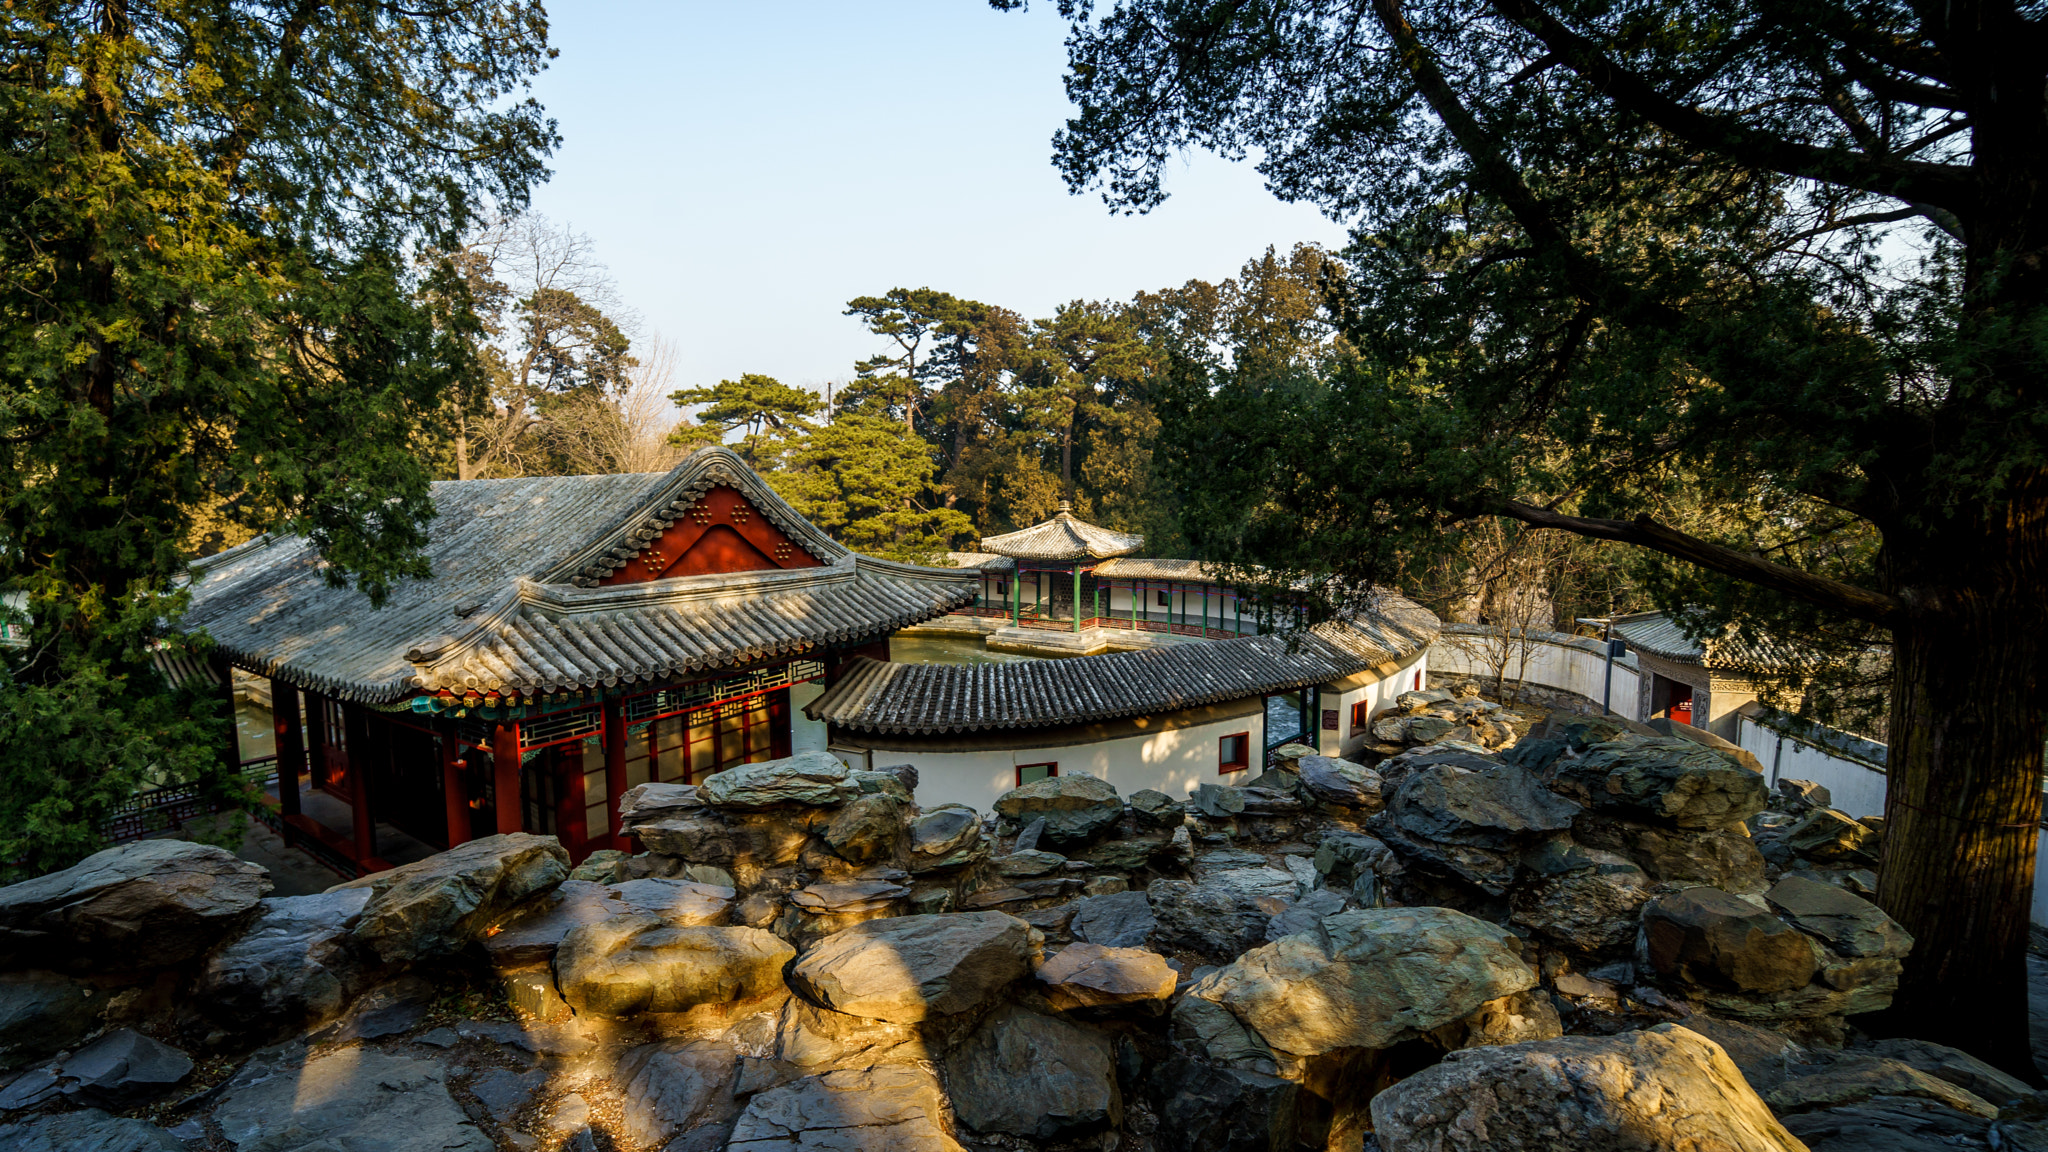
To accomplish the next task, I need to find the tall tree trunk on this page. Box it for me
[1873,497,2048,1080]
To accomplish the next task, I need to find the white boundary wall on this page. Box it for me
[1427,624,1638,711]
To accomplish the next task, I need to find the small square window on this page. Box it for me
[1017,762,1057,786]
[1219,733,1250,773]
[1351,701,1370,732]
[994,580,1007,596]
[1157,589,1171,608]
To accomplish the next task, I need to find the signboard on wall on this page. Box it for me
[1322,709,1339,730]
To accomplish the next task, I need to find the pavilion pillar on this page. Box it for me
[211,656,241,780]
[603,700,628,846]
[493,721,522,835]
[342,702,376,862]
[440,729,469,849]
[1072,565,1081,633]
[270,677,303,819]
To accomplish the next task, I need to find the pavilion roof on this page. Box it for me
[181,448,976,703]
[977,504,1144,563]
[806,594,1440,735]
[1611,611,1819,675]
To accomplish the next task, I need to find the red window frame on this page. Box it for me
[1351,701,1370,733]
[1219,732,1250,774]
[1017,762,1058,786]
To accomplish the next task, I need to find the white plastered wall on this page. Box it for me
[1324,647,1430,758]
[790,681,829,753]
[851,706,1271,812]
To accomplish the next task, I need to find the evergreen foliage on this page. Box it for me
[0,0,556,875]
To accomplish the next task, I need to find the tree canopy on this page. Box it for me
[1016,0,2048,1071]
[0,0,556,876]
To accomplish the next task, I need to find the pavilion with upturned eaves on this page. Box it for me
[180,447,976,874]
[939,505,1270,652]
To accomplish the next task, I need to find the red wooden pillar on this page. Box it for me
[556,746,587,852]
[342,702,376,862]
[602,700,627,847]
[493,721,522,835]
[440,729,469,849]
[270,677,304,819]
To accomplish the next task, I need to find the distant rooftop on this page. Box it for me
[1613,611,1817,675]
[977,503,1144,563]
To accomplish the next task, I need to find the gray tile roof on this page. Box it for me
[1612,611,1815,675]
[945,552,1017,573]
[806,595,1440,734]
[181,449,978,703]
[1091,557,1227,583]
[978,506,1144,562]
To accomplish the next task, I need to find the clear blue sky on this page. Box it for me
[522,1,1348,395]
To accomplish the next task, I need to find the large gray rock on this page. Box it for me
[1296,756,1384,809]
[1189,906,1537,1057]
[789,879,909,914]
[1381,757,1580,893]
[1386,755,1580,845]
[1070,889,1156,949]
[1553,738,1769,829]
[195,888,372,1032]
[1172,993,1280,1074]
[1785,809,1881,864]
[907,806,980,867]
[1264,888,1349,942]
[725,1065,965,1151]
[1765,1055,1998,1118]
[824,793,907,863]
[554,914,792,1017]
[609,877,734,926]
[1148,868,1298,961]
[946,1004,1119,1139]
[1036,942,1177,1010]
[1574,814,1768,894]
[0,839,269,970]
[478,880,628,971]
[732,997,930,1095]
[0,970,102,1069]
[1129,788,1183,826]
[618,781,704,823]
[212,1045,491,1152]
[789,911,1035,1023]
[57,1027,192,1109]
[1767,874,1912,958]
[1639,886,1817,994]
[993,774,1123,846]
[1862,1037,2034,1106]
[1788,1097,1996,1152]
[331,832,567,965]
[1371,1025,1805,1151]
[702,751,860,810]
[1147,1057,1300,1152]
[0,1109,185,1152]
[616,1037,741,1149]
[1508,847,1653,952]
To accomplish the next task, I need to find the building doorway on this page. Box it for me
[1649,673,1695,725]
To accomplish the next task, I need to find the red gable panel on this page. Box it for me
[599,485,823,584]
